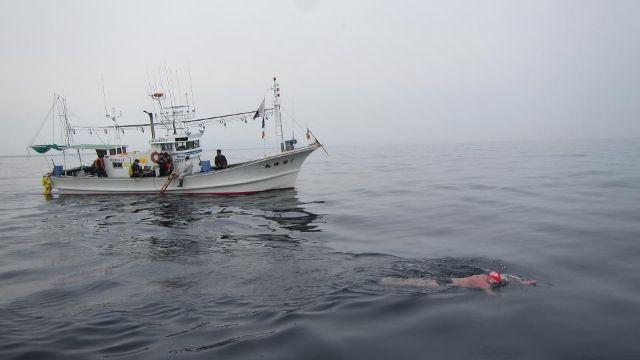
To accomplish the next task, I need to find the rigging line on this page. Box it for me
[280,107,311,134]
[29,102,55,145]
[188,64,196,111]
[165,65,176,111]
[101,74,108,116]
[291,99,295,139]
[184,108,274,123]
[69,108,275,129]
[151,69,160,119]
[52,94,56,143]
[145,66,154,97]
[152,68,159,93]
[175,69,183,109]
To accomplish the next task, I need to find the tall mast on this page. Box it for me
[61,96,72,147]
[58,95,81,165]
[272,77,284,152]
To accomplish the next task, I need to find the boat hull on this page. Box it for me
[49,145,319,195]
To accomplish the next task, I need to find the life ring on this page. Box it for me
[150,151,160,163]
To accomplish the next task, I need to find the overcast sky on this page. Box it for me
[1,0,639,155]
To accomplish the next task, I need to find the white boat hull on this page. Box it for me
[50,145,319,195]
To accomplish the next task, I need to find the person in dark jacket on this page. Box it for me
[91,156,108,177]
[215,149,228,169]
[157,153,167,176]
[164,152,173,174]
[129,159,143,178]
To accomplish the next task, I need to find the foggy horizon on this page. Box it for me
[2,0,639,156]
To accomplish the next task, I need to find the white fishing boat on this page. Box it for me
[31,77,323,195]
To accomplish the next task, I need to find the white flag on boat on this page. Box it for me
[253,97,265,119]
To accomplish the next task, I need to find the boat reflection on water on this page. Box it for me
[148,189,324,233]
[47,189,325,262]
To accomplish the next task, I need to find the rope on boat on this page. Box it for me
[158,173,177,195]
[305,128,328,156]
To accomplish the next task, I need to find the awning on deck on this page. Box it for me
[29,144,65,154]
[30,143,127,154]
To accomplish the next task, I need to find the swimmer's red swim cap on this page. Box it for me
[489,271,502,283]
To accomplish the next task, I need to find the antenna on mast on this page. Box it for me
[100,76,123,144]
[272,76,284,152]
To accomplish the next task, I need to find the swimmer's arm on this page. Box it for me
[483,288,497,295]
[380,277,439,288]
[451,275,486,289]
[512,279,537,286]
[505,274,537,286]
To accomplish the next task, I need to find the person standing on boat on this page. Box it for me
[177,156,193,187]
[92,156,107,177]
[157,153,167,177]
[215,149,228,169]
[164,152,173,174]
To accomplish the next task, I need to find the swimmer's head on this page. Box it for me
[488,271,507,287]
[488,271,502,283]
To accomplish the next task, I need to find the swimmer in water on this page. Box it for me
[381,271,536,295]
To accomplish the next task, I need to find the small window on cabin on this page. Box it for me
[176,142,187,151]
[116,148,122,154]
[112,162,123,168]
[161,143,173,151]
[109,149,116,155]
[274,162,279,166]
[121,147,127,153]
[186,141,194,150]
[283,160,288,164]
[265,164,271,168]
[194,140,200,147]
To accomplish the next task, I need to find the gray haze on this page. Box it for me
[1,0,639,155]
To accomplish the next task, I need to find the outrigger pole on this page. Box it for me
[143,110,156,139]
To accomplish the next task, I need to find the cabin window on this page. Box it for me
[283,160,288,164]
[194,140,200,147]
[109,149,116,155]
[186,141,194,150]
[176,142,187,151]
[161,143,173,151]
[116,148,122,154]
[265,164,271,168]
[112,162,123,168]
[274,162,279,166]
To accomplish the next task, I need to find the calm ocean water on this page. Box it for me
[1,139,639,359]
